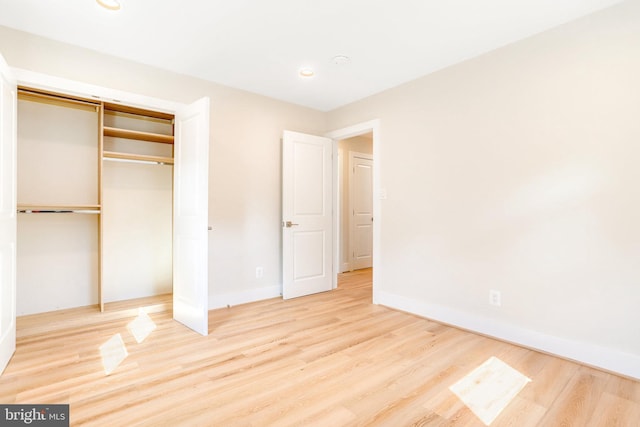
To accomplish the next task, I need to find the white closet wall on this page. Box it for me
[102,109,173,302]
[17,98,98,205]
[16,96,99,315]
[102,162,172,301]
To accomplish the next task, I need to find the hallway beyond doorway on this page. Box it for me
[337,268,372,302]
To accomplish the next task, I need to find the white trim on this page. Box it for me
[341,262,351,273]
[209,285,281,310]
[12,68,182,113]
[326,120,380,302]
[0,55,15,84]
[336,149,344,280]
[325,120,380,141]
[378,290,640,381]
[332,136,340,289]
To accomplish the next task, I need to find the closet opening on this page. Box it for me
[16,87,175,317]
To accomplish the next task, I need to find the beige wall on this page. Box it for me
[0,25,326,308]
[16,97,100,314]
[327,0,640,375]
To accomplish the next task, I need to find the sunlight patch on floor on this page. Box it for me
[449,356,531,425]
[99,333,128,375]
[127,309,157,343]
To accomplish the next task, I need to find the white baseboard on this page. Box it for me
[209,285,281,310]
[377,290,640,381]
[341,263,351,273]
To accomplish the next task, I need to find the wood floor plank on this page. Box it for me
[492,395,547,427]
[537,367,608,426]
[1,268,638,426]
[587,392,640,427]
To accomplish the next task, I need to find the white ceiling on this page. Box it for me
[0,0,624,111]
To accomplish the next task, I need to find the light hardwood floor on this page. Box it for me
[1,268,639,426]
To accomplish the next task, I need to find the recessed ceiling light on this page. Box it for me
[299,68,315,78]
[96,0,121,11]
[332,55,351,65]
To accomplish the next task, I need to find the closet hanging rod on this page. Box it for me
[103,126,174,144]
[18,204,100,210]
[17,209,101,214]
[103,156,172,166]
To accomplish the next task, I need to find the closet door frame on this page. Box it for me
[11,68,209,333]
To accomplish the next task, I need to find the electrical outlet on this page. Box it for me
[489,290,501,307]
[255,267,263,279]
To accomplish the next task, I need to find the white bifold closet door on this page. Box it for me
[173,97,210,336]
[0,53,17,375]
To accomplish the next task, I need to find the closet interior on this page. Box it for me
[16,88,175,315]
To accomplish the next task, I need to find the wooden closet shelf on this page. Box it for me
[104,126,174,144]
[17,204,101,213]
[103,102,174,121]
[103,151,174,165]
[18,88,101,109]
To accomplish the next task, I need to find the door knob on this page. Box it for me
[284,221,299,228]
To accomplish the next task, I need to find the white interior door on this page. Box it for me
[173,97,210,335]
[282,131,333,299]
[0,54,17,374]
[349,152,373,270]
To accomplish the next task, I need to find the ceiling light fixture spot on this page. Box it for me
[299,68,315,78]
[96,0,121,11]
[332,55,351,65]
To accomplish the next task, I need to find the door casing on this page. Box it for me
[326,120,380,303]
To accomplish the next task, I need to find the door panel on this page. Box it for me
[350,153,373,270]
[0,54,17,374]
[294,143,326,215]
[283,131,332,299]
[293,230,326,280]
[173,97,209,335]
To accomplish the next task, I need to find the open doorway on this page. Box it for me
[326,120,380,302]
[282,120,380,302]
[336,268,373,303]
[337,133,373,275]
